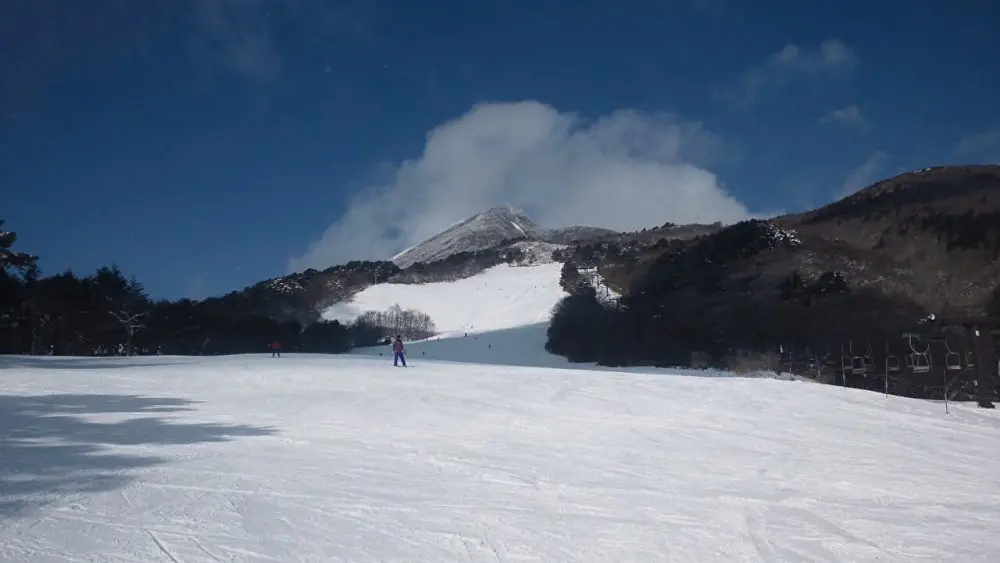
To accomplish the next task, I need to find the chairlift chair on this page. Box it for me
[886,355,901,372]
[885,345,901,373]
[885,341,901,372]
[847,341,866,375]
[943,340,963,371]
[904,333,932,374]
[862,342,875,373]
[910,352,931,374]
[965,351,976,369]
[850,355,866,375]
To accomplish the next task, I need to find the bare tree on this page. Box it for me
[353,304,436,341]
[109,310,146,356]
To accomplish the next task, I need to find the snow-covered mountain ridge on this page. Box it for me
[215,205,712,324]
[391,205,616,268]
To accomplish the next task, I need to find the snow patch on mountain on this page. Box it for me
[391,206,617,268]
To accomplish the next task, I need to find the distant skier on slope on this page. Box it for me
[270,340,282,358]
[392,335,407,367]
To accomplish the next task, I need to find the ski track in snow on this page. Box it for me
[2,353,1000,562]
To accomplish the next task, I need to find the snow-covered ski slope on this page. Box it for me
[3,354,1000,562]
[355,322,574,369]
[351,322,743,376]
[323,262,566,335]
[323,261,620,370]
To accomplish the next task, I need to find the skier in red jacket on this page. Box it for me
[392,335,407,367]
[270,340,282,358]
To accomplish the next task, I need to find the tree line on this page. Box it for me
[0,220,437,356]
[545,219,991,399]
[392,241,529,284]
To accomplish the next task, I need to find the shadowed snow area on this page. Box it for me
[355,322,578,369]
[353,322,755,377]
[2,354,999,561]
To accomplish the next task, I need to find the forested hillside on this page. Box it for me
[547,166,1000,402]
[0,221,429,356]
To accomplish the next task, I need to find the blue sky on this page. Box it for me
[3,0,999,300]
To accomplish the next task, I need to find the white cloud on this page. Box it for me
[838,151,888,198]
[288,101,757,272]
[954,126,1000,163]
[715,39,858,106]
[819,104,868,129]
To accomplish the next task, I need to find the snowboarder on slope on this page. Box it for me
[270,340,282,358]
[392,335,407,367]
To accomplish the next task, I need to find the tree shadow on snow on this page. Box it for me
[0,393,277,520]
[0,356,195,371]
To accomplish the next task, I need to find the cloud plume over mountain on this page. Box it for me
[289,101,754,272]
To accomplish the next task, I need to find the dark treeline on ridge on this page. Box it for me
[0,220,428,356]
[546,217,1000,402]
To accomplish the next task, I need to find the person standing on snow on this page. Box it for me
[270,339,282,358]
[392,335,407,367]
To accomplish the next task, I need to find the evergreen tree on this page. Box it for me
[546,285,608,362]
[0,220,37,273]
[559,261,584,293]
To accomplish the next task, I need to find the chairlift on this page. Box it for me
[886,354,901,372]
[911,353,931,373]
[943,340,963,371]
[847,341,867,375]
[862,342,875,373]
[850,355,865,375]
[885,342,901,372]
[966,351,976,369]
[904,333,931,374]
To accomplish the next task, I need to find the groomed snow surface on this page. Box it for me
[322,263,567,336]
[2,353,1000,562]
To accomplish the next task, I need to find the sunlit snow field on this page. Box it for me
[2,353,1000,562]
[321,263,567,336]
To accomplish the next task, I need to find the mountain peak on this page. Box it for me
[390,204,622,269]
[391,206,546,268]
[475,204,531,223]
[483,203,526,215]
